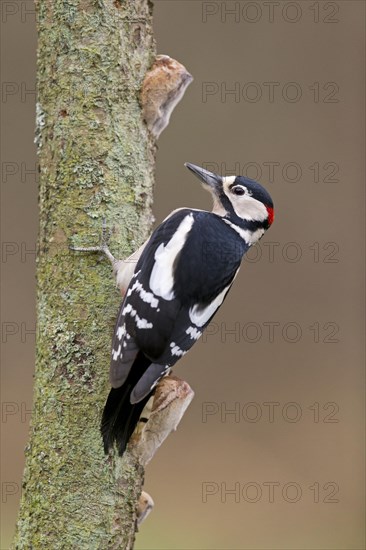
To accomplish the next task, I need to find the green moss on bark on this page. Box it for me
[13,0,156,548]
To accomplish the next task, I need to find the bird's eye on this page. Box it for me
[232,186,246,196]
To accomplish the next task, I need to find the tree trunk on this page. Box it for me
[13,0,156,548]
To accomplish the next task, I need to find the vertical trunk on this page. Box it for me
[13,0,156,548]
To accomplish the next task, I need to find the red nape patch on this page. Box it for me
[266,206,274,225]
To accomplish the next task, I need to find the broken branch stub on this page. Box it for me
[141,55,193,139]
[130,375,194,467]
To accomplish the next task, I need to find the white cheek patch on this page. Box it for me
[232,196,268,222]
[222,177,268,222]
[149,213,194,300]
[189,284,231,327]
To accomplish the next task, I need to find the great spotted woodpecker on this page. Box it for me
[99,163,274,455]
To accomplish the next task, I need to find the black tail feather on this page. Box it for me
[101,352,152,456]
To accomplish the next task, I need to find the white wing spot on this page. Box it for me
[170,342,186,357]
[136,317,153,329]
[127,279,159,308]
[117,325,126,340]
[122,303,153,329]
[186,326,202,340]
[112,344,122,361]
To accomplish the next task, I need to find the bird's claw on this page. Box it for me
[70,219,116,265]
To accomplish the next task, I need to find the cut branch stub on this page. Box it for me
[130,375,195,467]
[141,55,193,139]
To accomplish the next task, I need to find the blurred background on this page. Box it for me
[1,1,365,548]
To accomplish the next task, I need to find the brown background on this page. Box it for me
[1,1,365,549]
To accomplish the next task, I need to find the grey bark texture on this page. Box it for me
[13,0,159,547]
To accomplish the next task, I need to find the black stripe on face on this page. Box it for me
[218,189,236,215]
[219,189,269,231]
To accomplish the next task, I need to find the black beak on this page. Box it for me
[185,163,222,190]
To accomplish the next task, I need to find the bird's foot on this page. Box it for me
[70,219,116,265]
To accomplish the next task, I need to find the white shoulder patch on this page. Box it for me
[149,213,195,300]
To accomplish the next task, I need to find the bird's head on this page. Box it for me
[185,163,274,229]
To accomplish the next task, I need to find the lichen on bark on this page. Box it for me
[13,0,156,548]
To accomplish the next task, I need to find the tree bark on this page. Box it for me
[13,0,156,548]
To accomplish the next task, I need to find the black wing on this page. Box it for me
[110,209,248,388]
[109,209,191,387]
